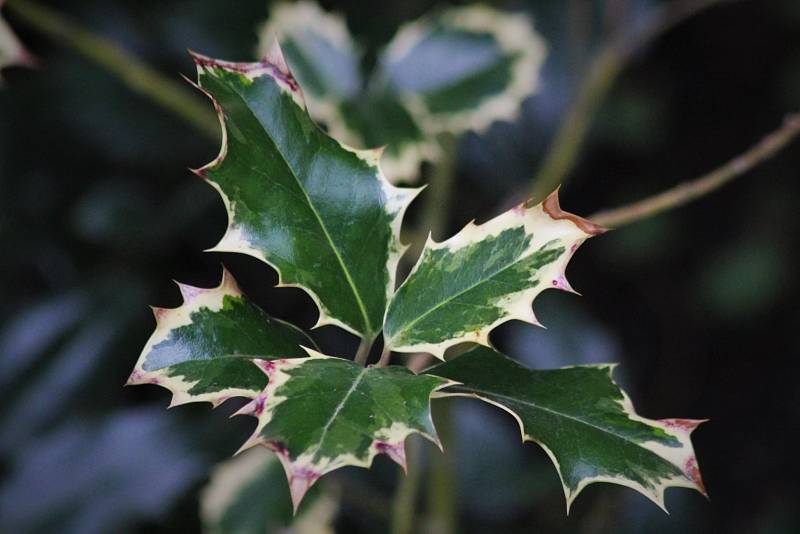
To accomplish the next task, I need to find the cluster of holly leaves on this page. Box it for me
[127,2,707,525]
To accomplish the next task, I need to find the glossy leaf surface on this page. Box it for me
[427,347,707,511]
[384,192,605,358]
[128,269,313,407]
[236,354,450,510]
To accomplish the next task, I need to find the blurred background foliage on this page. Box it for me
[1,0,799,532]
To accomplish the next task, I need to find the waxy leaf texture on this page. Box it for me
[384,191,605,358]
[191,44,418,339]
[428,347,707,511]
[235,354,451,510]
[127,269,312,407]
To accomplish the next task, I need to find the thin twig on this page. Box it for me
[590,113,800,228]
[5,0,219,139]
[530,0,732,201]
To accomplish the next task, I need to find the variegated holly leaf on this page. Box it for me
[201,446,338,534]
[256,2,546,182]
[378,4,547,135]
[0,0,32,77]
[427,347,707,512]
[127,268,313,407]
[256,1,359,118]
[235,353,452,510]
[383,191,605,358]
[191,45,419,339]
[255,1,437,182]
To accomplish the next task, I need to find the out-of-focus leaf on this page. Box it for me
[378,4,547,135]
[0,408,204,534]
[0,1,31,78]
[201,446,338,534]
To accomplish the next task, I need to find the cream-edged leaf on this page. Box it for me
[378,4,547,135]
[235,353,452,511]
[191,46,419,339]
[426,347,707,513]
[383,191,605,358]
[127,268,313,407]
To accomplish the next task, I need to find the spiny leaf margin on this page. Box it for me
[427,347,707,512]
[189,43,420,339]
[383,190,605,358]
[234,352,454,511]
[127,268,312,408]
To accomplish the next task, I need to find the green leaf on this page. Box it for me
[256,1,360,109]
[256,1,437,183]
[377,4,547,135]
[427,347,707,512]
[201,447,338,534]
[127,268,313,407]
[191,45,419,339]
[383,191,605,358]
[0,1,31,76]
[235,354,451,510]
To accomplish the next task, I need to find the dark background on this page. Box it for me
[1,0,798,532]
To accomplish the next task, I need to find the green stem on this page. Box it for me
[5,0,218,139]
[390,438,421,534]
[353,336,373,366]
[590,113,800,228]
[530,0,731,201]
[376,344,392,367]
[426,399,457,534]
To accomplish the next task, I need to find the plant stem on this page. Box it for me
[426,399,457,534]
[530,0,731,201]
[590,113,800,228]
[376,344,392,367]
[353,336,373,366]
[5,0,219,139]
[390,438,421,534]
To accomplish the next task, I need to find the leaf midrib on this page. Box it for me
[311,367,367,458]
[461,387,672,455]
[220,73,375,335]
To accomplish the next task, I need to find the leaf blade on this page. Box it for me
[192,47,418,338]
[379,4,547,134]
[426,347,707,512]
[236,354,451,510]
[127,268,313,407]
[384,191,605,357]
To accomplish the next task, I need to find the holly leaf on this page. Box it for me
[383,191,605,358]
[256,1,359,115]
[0,1,32,77]
[377,4,547,135]
[127,268,313,407]
[256,3,546,183]
[201,447,338,534]
[191,45,418,339]
[234,353,452,510]
[427,347,707,512]
[256,1,436,183]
